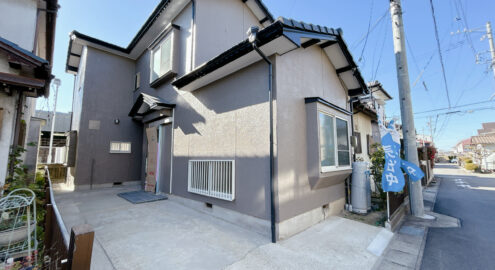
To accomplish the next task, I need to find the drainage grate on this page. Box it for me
[117,190,167,204]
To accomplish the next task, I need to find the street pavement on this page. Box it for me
[421,163,495,270]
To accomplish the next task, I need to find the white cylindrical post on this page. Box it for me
[47,79,61,164]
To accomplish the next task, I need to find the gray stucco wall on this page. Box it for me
[275,45,351,222]
[194,0,261,66]
[135,40,271,219]
[73,47,143,186]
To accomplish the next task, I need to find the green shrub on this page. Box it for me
[465,163,478,171]
[370,143,386,206]
[465,159,473,163]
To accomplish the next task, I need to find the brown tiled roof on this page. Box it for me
[457,138,472,146]
[471,135,495,145]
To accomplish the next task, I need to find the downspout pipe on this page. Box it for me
[349,96,359,161]
[347,96,359,209]
[247,26,276,243]
[189,0,196,70]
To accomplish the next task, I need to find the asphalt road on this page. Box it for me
[421,164,495,270]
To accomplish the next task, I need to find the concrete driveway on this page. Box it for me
[55,186,391,270]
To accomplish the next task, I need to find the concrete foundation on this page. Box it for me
[73,180,142,191]
[170,194,271,238]
[277,197,345,240]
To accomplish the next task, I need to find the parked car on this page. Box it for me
[451,159,458,163]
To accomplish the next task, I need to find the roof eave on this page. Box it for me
[173,19,369,97]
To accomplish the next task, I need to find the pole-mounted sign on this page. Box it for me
[379,120,424,192]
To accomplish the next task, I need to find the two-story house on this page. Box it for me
[65,0,369,241]
[352,81,392,163]
[0,0,58,186]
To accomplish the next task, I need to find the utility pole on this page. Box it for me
[389,0,425,217]
[47,78,61,164]
[428,116,434,146]
[486,22,495,80]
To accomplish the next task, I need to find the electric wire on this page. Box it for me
[352,8,389,49]
[429,0,452,108]
[358,0,374,64]
[415,105,495,120]
[371,18,389,81]
[415,99,495,114]
[454,0,478,57]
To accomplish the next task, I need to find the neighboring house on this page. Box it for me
[477,122,495,136]
[24,116,46,177]
[471,135,495,152]
[481,152,495,171]
[455,138,472,154]
[455,122,495,156]
[65,0,369,240]
[471,135,495,170]
[0,0,58,186]
[416,134,433,147]
[352,81,392,163]
[35,110,72,164]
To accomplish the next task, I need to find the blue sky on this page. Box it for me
[40,0,495,151]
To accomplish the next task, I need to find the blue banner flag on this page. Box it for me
[400,160,425,182]
[379,119,425,192]
[381,131,405,192]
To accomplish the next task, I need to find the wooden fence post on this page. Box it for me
[67,224,94,270]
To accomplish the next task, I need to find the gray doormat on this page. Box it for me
[117,190,168,204]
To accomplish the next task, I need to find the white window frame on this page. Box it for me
[109,141,132,154]
[318,111,351,173]
[148,25,178,85]
[134,72,140,90]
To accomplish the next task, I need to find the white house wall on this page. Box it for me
[0,0,37,51]
[71,46,88,133]
[353,112,373,163]
[0,92,17,186]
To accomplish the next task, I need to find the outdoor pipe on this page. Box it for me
[189,0,196,70]
[347,96,359,209]
[249,27,276,243]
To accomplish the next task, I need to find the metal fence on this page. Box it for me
[38,147,67,164]
[188,160,235,201]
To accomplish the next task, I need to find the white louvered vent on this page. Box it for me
[188,160,235,201]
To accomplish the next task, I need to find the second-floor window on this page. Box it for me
[149,25,179,87]
[151,35,172,82]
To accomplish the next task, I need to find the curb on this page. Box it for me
[373,178,442,270]
[415,178,440,270]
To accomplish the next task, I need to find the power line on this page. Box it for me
[454,0,477,57]
[453,72,489,107]
[371,18,389,81]
[405,36,421,73]
[415,105,495,120]
[429,0,452,108]
[352,8,389,49]
[415,99,495,114]
[358,0,374,63]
